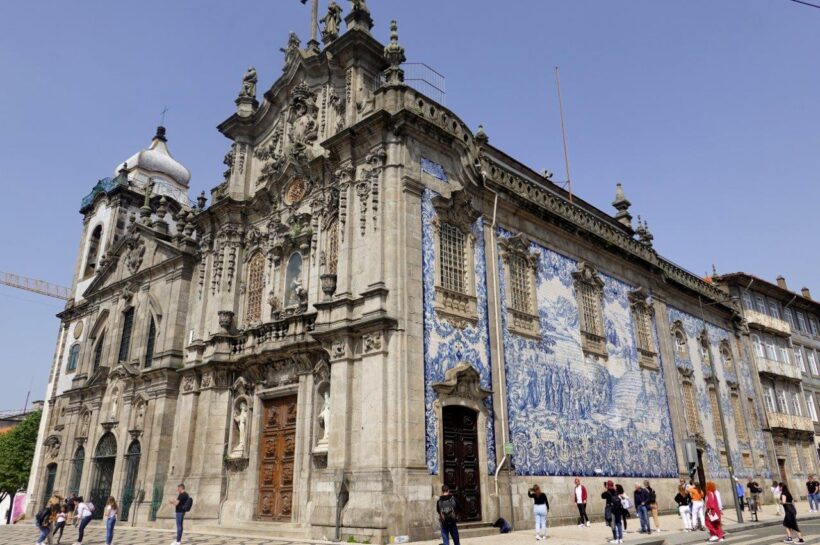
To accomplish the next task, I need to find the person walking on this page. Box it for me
[781,483,806,543]
[634,483,650,534]
[772,481,784,516]
[53,505,67,544]
[74,497,94,544]
[34,503,56,545]
[103,497,118,545]
[704,481,725,542]
[601,481,624,544]
[644,480,660,532]
[806,475,819,513]
[674,485,692,531]
[748,480,762,520]
[573,478,589,527]
[736,480,745,511]
[435,485,460,545]
[528,484,549,540]
[169,484,191,545]
[690,483,706,531]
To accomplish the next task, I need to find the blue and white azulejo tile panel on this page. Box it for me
[421,190,496,475]
[497,229,677,478]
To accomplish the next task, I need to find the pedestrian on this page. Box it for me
[772,481,784,516]
[704,481,725,542]
[34,502,55,545]
[633,483,650,534]
[674,485,692,531]
[781,482,806,543]
[689,483,706,531]
[573,478,589,527]
[169,484,191,545]
[747,480,761,520]
[74,497,94,544]
[615,484,630,533]
[53,505,67,544]
[65,494,78,527]
[601,481,624,544]
[104,497,118,545]
[527,484,549,540]
[736,480,745,511]
[806,475,819,513]
[435,485,460,545]
[643,480,660,532]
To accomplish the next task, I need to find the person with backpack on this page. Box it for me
[601,481,624,544]
[436,485,460,545]
[615,484,630,533]
[103,497,118,545]
[633,483,650,534]
[74,497,95,544]
[527,484,549,540]
[34,503,56,545]
[169,483,192,545]
[643,480,660,533]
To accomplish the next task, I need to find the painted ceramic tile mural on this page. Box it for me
[498,229,677,477]
[421,189,496,475]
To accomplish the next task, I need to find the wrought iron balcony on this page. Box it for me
[766,411,814,433]
[746,308,791,336]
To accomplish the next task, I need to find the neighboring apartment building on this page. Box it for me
[716,273,820,495]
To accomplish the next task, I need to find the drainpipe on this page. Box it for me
[485,185,514,528]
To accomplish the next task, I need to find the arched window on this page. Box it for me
[84,225,103,278]
[67,344,80,372]
[284,253,303,307]
[674,329,688,355]
[93,332,105,372]
[118,308,135,362]
[120,441,142,521]
[720,345,732,366]
[245,253,266,323]
[68,446,85,495]
[42,463,57,506]
[144,318,156,368]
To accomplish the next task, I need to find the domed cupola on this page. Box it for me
[114,126,191,203]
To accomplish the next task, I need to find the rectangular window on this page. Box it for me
[791,444,802,473]
[795,347,807,373]
[785,308,796,329]
[809,351,819,376]
[632,305,654,354]
[797,312,809,333]
[778,339,791,364]
[792,392,803,417]
[709,388,723,439]
[144,318,156,368]
[118,308,135,362]
[682,381,702,435]
[753,334,765,359]
[755,295,767,314]
[777,390,790,415]
[768,300,781,319]
[742,452,753,468]
[810,318,819,337]
[764,386,777,413]
[742,292,754,311]
[807,394,818,422]
[578,282,603,336]
[439,223,466,294]
[747,397,759,428]
[731,393,748,442]
[765,335,777,361]
[508,254,531,313]
[67,344,80,372]
[804,444,816,474]
[93,334,105,372]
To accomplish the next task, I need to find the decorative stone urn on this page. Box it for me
[320,273,337,299]
[218,310,235,333]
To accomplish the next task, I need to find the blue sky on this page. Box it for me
[0,0,817,409]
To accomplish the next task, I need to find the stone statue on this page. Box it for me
[321,1,343,43]
[110,388,119,420]
[280,32,301,70]
[318,390,331,443]
[349,0,369,13]
[79,412,90,437]
[239,67,257,98]
[134,402,145,430]
[231,400,249,456]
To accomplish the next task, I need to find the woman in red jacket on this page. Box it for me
[704,481,725,542]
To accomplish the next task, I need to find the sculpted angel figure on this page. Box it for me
[321,1,343,42]
[318,390,331,443]
[232,400,249,456]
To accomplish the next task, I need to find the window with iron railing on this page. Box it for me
[732,393,748,442]
[682,381,702,435]
[439,223,466,294]
[709,388,723,440]
[508,254,531,314]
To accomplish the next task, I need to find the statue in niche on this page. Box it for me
[321,1,343,42]
[231,400,249,457]
[284,253,304,307]
[109,388,119,420]
[239,67,257,98]
[79,412,90,437]
[318,390,330,444]
[134,401,146,431]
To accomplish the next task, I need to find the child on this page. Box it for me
[53,505,67,544]
[104,497,118,545]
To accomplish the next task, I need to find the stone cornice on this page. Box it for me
[479,154,731,308]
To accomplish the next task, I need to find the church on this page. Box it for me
[29,2,788,540]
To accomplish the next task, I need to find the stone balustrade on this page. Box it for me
[756,356,802,381]
[746,308,791,335]
[767,411,814,433]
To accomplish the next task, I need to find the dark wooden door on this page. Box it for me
[442,405,481,522]
[257,395,297,521]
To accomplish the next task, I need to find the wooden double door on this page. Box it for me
[442,405,481,522]
[257,395,297,521]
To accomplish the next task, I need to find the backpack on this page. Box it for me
[35,507,50,527]
[182,496,193,512]
[439,496,457,524]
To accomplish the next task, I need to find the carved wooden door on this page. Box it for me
[257,395,297,521]
[442,406,481,522]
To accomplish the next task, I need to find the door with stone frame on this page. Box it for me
[442,405,481,522]
[257,395,297,521]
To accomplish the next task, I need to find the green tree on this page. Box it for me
[0,410,42,514]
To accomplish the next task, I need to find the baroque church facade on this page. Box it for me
[29,3,794,540]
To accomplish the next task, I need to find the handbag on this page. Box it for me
[707,511,720,522]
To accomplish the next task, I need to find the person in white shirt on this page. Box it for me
[573,479,589,527]
[772,482,784,516]
[74,498,94,544]
[103,497,118,545]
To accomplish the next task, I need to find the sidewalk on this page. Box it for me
[414,506,820,545]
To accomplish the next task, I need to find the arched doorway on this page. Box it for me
[120,441,141,521]
[442,405,481,522]
[90,432,117,518]
[41,464,57,506]
[68,446,85,495]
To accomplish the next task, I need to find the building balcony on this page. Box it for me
[756,357,802,381]
[746,308,791,336]
[766,411,814,433]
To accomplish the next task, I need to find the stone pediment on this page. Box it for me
[83,225,185,299]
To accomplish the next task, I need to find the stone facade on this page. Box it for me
[29,7,795,541]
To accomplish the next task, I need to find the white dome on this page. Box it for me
[114,126,191,187]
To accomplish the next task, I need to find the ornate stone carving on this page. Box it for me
[431,362,492,403]
[321,1,343,44]
[124,237,145,275]
[44,435,61,459]
[362,332,382,353]
[182,374,197,394]
[77,410,91,438]
[317,390,330,445]
[383,20,406,85]
[283,176,308,206]
[288,83,319,159]
[331,339,346,359]
[230,398,249,457]
[280,32,301,71]
[218,310,235,333]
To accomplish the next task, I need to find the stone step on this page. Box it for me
[196,521,317,542]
